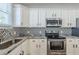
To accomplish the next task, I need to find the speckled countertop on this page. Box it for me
[63,35,79,39]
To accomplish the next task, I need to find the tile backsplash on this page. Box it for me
[13,27,46,37]
[13,27,72,37]
[46,27,72,36]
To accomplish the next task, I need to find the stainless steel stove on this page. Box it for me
[45,31,66,55]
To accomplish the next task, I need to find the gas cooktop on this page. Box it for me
[47,36,66,39]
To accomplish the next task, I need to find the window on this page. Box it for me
[0,3,12,26]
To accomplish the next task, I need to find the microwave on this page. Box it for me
[46,18,62,27]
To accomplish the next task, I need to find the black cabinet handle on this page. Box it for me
[73,44,75,48]
[76,44,77,48]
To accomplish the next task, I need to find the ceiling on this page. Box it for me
[21,3,79,8]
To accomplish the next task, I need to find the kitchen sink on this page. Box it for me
[15,39,22,43]
[0,40,13,50]
[0,39,22,50]
[0,39,1,42]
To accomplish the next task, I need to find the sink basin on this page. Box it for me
[15,39,22,43]
[0,40,13,50]
[0,39,22,50]
[0,39,1,42]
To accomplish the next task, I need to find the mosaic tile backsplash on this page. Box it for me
[13,27,72,37]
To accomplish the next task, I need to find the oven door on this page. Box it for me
[48,39,66,52]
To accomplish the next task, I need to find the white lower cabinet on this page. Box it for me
[66,38,75,55]
[29,39,47,55]
[74,39,79,55]
[39,39,47,55]
[29,39,39,55]
[66,38,79,55]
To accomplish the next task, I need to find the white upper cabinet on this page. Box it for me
[61,9,70,27]
[46,8,77,27]
[29,8,39,27]
[13,4,29,27]
[46,8,53,18]
[46,8,62,18]
[29,7,78,27]
[38,8,46,27]
[29,8,46,27]
[61,8,77,27]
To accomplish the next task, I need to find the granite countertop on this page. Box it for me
[26,36,47,39]
[62,35,79,39]
[15,35,46,39]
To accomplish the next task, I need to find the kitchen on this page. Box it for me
[0,3,79,55]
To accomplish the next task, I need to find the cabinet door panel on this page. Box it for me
[68,9,76,27]
[29,39,40,55]
[66,39,75,55]
[61,9,69,27]
[13,4,29,27]
[39,39,47,55]
[46,8,54,18]
[39,8,46,27]
[13,4,21,27]
[29,8,38,27]
[21,6,29,27]
[75,39,79,55]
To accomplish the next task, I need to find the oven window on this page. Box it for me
[50,41,64,50]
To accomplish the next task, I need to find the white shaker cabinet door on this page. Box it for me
[68,9,76,27]
[13,4,21,27]
[75,39,79,55]
[38,8,46,27]
[13,4,29,27]
[39,39,47,55]
[29,39,40,55]
[66,38,75,55]
[61,9,69,27]
[21,5,29,27]
[46,8,54,18]
[62,9,77,27]
[29,8,39,27]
